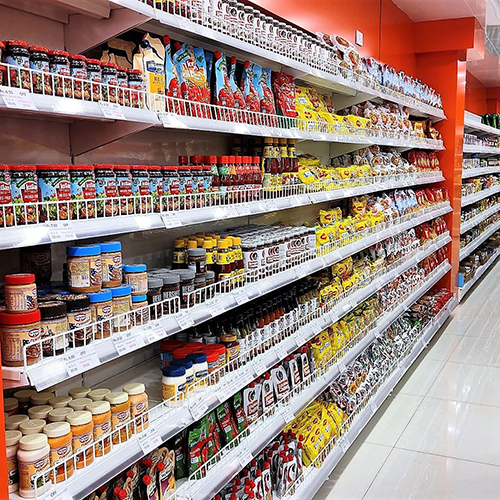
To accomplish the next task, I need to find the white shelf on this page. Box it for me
[459,248,500,302]
[9,203,451,391]
[463,144,500,155]
[464,111,500,137]
[460,218,500,260]
[0,172,445,250]
[293,295,457,500]
[177,261,453,500]
[461,204,500,234]
[461,184,500,207]
[462,167,500,179]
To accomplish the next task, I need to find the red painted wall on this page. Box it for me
[465,71,488,114]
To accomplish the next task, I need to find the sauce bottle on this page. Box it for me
[215,239,232,291]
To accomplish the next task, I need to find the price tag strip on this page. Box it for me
[99,100,126,120]
[64,346,100,377]
[137,426,164,455]
[0,87,37,110]
[113,330,145,356]
[45,221,77,242]
[189,400,209,421]
[238,447,253,468]
[142,323,166,344]
[161,212,182,228]
[175,310,195,330]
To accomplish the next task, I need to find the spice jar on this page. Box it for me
[68,387,91,399]
[88,290,113,339]
[5,415,29,430]
[6,429,22,493]
[68,398,92,412]
[105,391,131,444]
[19,419,46,436]
[5,397,19,415]
[69,54,87,100]
[87,388,110,402]
[17,433,51,498]
[116,66,129,106]
[131,294,149,326]
[13,390,37,412]
[111,285,132,332]
[123,264,148,295]
[10,165,39,225]
[67,244,102,293]
[0,164,13,227]
[178,164,193,210]
[3,40,30,89]
[171,269,195,308]
[29,46,51,95]
[20,245,52,285]
[0,310,41,367]
[100,61,118,103]
[86,59,101,101]
[114,165,133,215]
[186,352,208,392]
[99,241,122,288]
[95,165,117,217]
[28,406,53,421]
[43,422,73,482]
[5,273,37,313]
[48,408,74,423]
[161,365,186,406]
[123,382,149,433]
[147,277,163,320]
[36,165,71,222]
[148,165,163,213]
[30,391,54,407]
[66,410,94,469]
[48,396,72,409]
[85,400,111,457]
[64,294,92,347]
[48,50,71,97]
[39,300,68,357]
[69,165,96,220]
[127,68,143,108]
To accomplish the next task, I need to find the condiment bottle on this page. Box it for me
[17,433,51,498]
[123,383,149,433]
[161,365,186,406]
[185,352,208,391]
[6,429,22,493]
[66,410,94,469]
[105,392,131,445]
[85,401,111,457]
[43,422,74,482]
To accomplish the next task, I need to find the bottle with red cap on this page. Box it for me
[204,156,219,206]
[178,156,193,210]
[190,155,205,208]
[217,156,231,204]
[227,155,237,203]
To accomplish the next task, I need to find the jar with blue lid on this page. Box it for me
[66,244,102,293]
[88,289,113,338]
[186,352,208,391]
[111,284,132,332]
[99,241,122,288]
[123,264,148,296]
[131,294,149,326]
[161,365,186,405]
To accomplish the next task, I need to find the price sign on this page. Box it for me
[237,204,252,216]
[176,310,195,330]
[369,399,377,415]
[337,360,347,373]
[267,200,279,212]
[46,487,73,500]
[189,400,209,421]
[161,212,182,228]
[209,298,226,317]
[276,345,288,361]
[64,346,100,377]
[0,87,37,110]
[137,426,163,455]
[113,330,145,356]
[282,407,295,424]
[295,265,309,280]
[142,323,165,344]
[45,221,77,242]
[339,436,350,453]
[233,288,249,306]
[225,205,239,219]
[157,111,176,128]
[238,448,253,468]
[99,100,126,120]
[253,359,267,377]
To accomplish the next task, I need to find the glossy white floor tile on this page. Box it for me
[425,334,462,361]
[396,358,445,396]
[448,335,500,367]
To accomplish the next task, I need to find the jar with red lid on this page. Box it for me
[178,165,193,210]
[162,166,179,211]
[95,164,118,217]
[86,59,102,101]
[114,165,133,215]
[29,46,52,95]
[0,309,41,367]
[37,165,70,222]
[100,62,118,103]
[130,165,150,213]
[5,273,37,313]
[148,166,163,213]
[10,165,38,225]
[69,165,96,220]
[48,50,71,98]
[116,66,129,106]
[127,68,143,108]
[0,165,13,227]
[205,156,219,205]
[190,156,204,208]
[0,41,5,86]
[2,40,30,89]
[69,54,87,100]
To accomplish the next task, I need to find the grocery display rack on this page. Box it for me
[458,247,500,301]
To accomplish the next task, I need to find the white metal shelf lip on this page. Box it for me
[459,248,500,302]
[460,204,500,234]
[297,295,457,500]
[461,185,500,207]
[463,144,500,155]
[464,112,500,137]
[0,173,444,250]
[181,262,453,500]
[462,167,500,179]
[460,218,500,260]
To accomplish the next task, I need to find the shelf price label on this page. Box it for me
[175,310,195,330]
[233,288,249,306]
[161,212,182,228]
[113,330,145,356]
[64,346,100,378]
[369,399,377,415]
[337,360,347,373]
[253,359,267,377]
[209,298,226,317]
[238,447,253,468]
[137,426,163,455]
[0,87,37,110]
[282,407,295,424]
[189,400,209,421]
[236,204,252,216]
[142,323,165,344]
[339,436,350,453]
[45,221,77,243]
[99,101,126,120]
[46,487,73,500]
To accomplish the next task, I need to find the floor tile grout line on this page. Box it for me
[360,445,399,500]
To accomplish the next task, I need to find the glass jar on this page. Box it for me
[63,294,92,347]
[100,61,118,103]
[66,244,102,293]
[123,382,149,433]
[158,273,180,315]
[29,46,51,95]
[114,165,133,215]
[3,40,30,89]
[123,264,148,295]
[10,165,38,225]
[85,401,111,457]
[95,164,117,217]
[178,165,193,210]
[88,289,113,339]
[194,275,206,304]
[69,54,87,100]
[99,241,122,288]
[39,300,68,357]
[148,166,163,213]
[147,277,163,320]
[43,421,73,483]
[126,68,143,108]
[162,166,179,211]
[116,65,129,106]
[86,58,102,101]
[111,284,132,332]
[48,50,71,97]
[170,269,195,308]
[187,248,207,276]
[69,165,96,220]
[130,165,150,213]
[36,164,71,222]
[17,433,51,498]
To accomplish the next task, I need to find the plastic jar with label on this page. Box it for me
[13,390,37,412]
[10,165,39,225]
[28,406,53,421]
[69,165,96,220]
[186,352,208,392]
[122,264,147,296]
[162,166,179,211]
[160,339,184,368]
[86,58,101,101]
[170,269,195,309]
[130,166,150,213]
[148,165,163,213]
[0,310,41,367]
[116,65,128,106]
[85,400,111,457]
[64,294,92,347]
[37,165,71,222]
[6,429,22,493]
[205,350,220,384]
[4,40,30,89]
[111,284,132,332]
[105,392,131,445]
[5,273,37,313]
[131,294,149,326]
[48,408,74,423]
[114,165,133,215]
[49,396,72,409]
[39,300,68,357]
[99,241,122,288]
[220,333,240,368]
[100,61,118,102]
[95,165,117,217]
[88,289,113,339]
[68,53,87,100]
[123,382,149,433]
[147,277,163,320]
[158,273,179,316]
[67,244,102,293]
[178,164,193,209]
[48,50,71,98]
[204,344,226,372]
[30,391,54,407]
[161,365,186,405]
[172,239,186,270]
[66,410,94,469]
[127,68,143,108]
[43,421,73,482]
[5,415,29,430]
[68,387,91,399]
[68,398,91,412]
[17,433,51,498]
[0,164,13,227]
[19,419,46,436]
[29,45,51,95]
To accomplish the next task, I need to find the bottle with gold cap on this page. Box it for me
[172,239,186,270]
[262,137,274,190]
[215,239,232,292]
[232,236,245,286]
[288,139,298,184]
[203,239,215,272]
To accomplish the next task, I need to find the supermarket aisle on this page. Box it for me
[316,260,500,500]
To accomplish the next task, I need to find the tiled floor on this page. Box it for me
[315,260,500,500]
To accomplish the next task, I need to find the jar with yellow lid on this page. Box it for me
[105,391,131,444]
[43,421,74,482]
[66,245,102,293]
[66,410,94,469]
[172,239,186,269]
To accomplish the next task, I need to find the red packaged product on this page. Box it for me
[272,72,298,118]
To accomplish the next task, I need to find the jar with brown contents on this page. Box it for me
[66,245,102,294]
[39,300,68,357]
[62,294,92,347]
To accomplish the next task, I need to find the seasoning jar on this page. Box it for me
[178,165,193,209]
[87,388,110,402]
[126,68,143,108]
[95,165,117,218]
[3,40,30,89]
[171,269,195,309]
[69,54,87,100]
[116,66,129,106]
[17,433,51,498]
[28,45,51,94]
[99,241,122,287]
[148,166,163,213]
[130,165,150,213]
[161,365,186,405]
[114,165,133,215]
[36,165,71,222]
[220,333,240,366]
[88,290,113,339]
[5,398,19,416]
[66,410,94,469]
[147,277,163,320]
[30,391,54,407]
[123,264,148,295]
[187,248,207,276]
[10,165,39,225]
[19,419,46,436]
[105,392,131,445]
[48,50,71,97]
[5,415,29,430]
[6,429,22,493]
[48,396,72,409]
[131,294,149,326]
[68,398,92,412]
[0,164,13,227]
[111,285,132,332]
[86,59,102,101]
[68,387,91,399]
[43,421,73,482]
[0,310,41,367]
[67,244,102,293]
[186,352,208,392]
[123,383,149,433]
[28,406,53,421]
[39,301,68,357]
[5,273,37,313]
[162,166,179,211]
[158,273,180,315]
[69,165,96,220]
[48,408,74,423]
[20,245,52,285]
[64,294,92,347]
[100,61,118,103]
[85,400,111,457]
